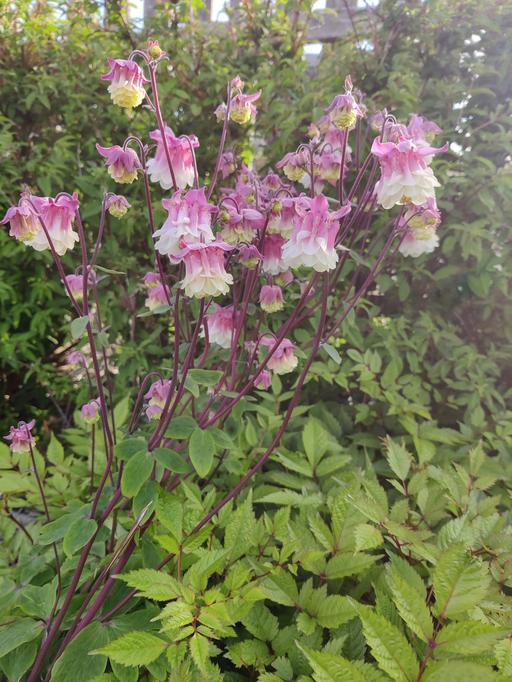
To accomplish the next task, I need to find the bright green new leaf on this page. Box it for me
[92,631,167,667]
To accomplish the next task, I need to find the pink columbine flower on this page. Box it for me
[143,271,169,310]
[282,194,351,272]
[267,198,299,239]
[260,336,298,376]
[325,76,364,131]
[80,400,100,425]
[64,273,95,301]
[96,145,141,184]
[147,127,199,190]
[153,188,216,258]
[101,58,148,109]
[275,270,294,287]
[371,135,447,210]
[399,197,441,258]
[239,244,262,269]
[260,285,284,313]
[27,194,80,256]
[229,91,261,125]
[204,304,238,349]
[143,271,161,288]
[219,151,236,179]
[144,379,172,420]
[254,370,272,390]
[4,420,35,453]
[68,351,86,366]
[1,203,40,243]
[276,150,308,182]
[176,241,234,299]
[407,114,442,144]
[105,194,131,218]
[218,206,264,245]
[261,234,287,276]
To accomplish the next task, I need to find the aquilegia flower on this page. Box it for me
[398,197,442,258]
[147,127,199,190]
[371,135,447,210]
[177,242,234,299]
[105,194,131,218]
[80,400,100,425]
[218,206,264,245]
[254,370,272,390]
[215,76,261,125]
[267,198,300,239]
[261,234,287,276]
[1,203,40,243]
[96,145,141,184]
[238,244,262,269]
[4,420,35,453]
[144,379,172,420]
[282,194,351,272]
[153,188,216,258]
[64,273,95,301]
[260,336,298,375]
[259,285,284,313]
[143,271,169,311]
[27,194,80,256]
[101,58,148,109]
[325,76,364,131]
[204,304,238,349]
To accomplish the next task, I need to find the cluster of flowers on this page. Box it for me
[3,50,447,443]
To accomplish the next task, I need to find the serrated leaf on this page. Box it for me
[299,644,367,682]
[189,428,216,478]
[354,524,383,552]
[189,633,210,672]
[47,432,64,464]
[156,490,183,541]
[260,569,299,606]
[495,638,512,675]
[92,631,167,667]
[325,552,380,580]
[317,596,355,629]
[119,569,180,601]
[385,438,412,480]
[387,567,433,642]
[303,418,335,465]
[352,602,419,681]
[242,603,279,642]
[437,621,507,655]
[433,544,490,618]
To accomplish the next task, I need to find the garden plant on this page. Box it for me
[1,1,512,681]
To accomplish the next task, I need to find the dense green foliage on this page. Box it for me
[0,0,511,680]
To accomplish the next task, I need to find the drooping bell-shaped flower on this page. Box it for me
[105,194,131,218]
[64,272,95,302]
[4,420,35,453]
[371,135,447,210]
[144,379,172,420]
[215,77,261,125]
[101,58,148,109]
[176,241,234,299]
[28,194,80,256]
[204,304,238,349]
[239,244,262,269]
[282,194,351,272]
[267,198,299,239]
[276,150,308,182]
[407,114,442,144]
[1,203,40,243]
[325,76,364,131]
[259,285,284,313]
[399,197,441,258]
[219,151,236,179]
[153,188,216,258]
[261,234,287,276]
[254,370,272,390]
[260,336,298,376]
[218,206,264,245]
[96,145,141,184]
[80,400,100,425]
[147,127,199,190]
[143,271,169,311]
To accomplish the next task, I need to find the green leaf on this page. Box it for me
[432,544,490,618]
[39,511,82,545]
[63,517,97,557]
[387,567,433,642]
[260,569,299,607]
[316,596,355,629]
[165,416,198,439]
[437,621,507,655]
[52,622,110,682]
[47,432,64,464]
[303,418,334,465]
[93,631,167,667]
[189,633,210,672]
[71,315,89,339]
[325,552,380,580]
[321,342,342,365]
[187,369,223,386]
[385,438,412,480]
[495,638,512,675]
[156,490,183,541]
[0,619,42,658]
[188,428,216,478]
[423,660,498,681]
[352,602,419,681]
[119,569,180,601]
[114,438,146,461]
[121,451,153,498]
[153,447,191,473]
[299,645,367,682]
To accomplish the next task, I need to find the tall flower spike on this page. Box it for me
[176,242,234,299]
[153,188,216,258]
[96,145,141,184]
[147,127,199,190]
[28,194,80,256]
[101,58,148,109]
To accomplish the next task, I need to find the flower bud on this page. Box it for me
[81,400,100,425]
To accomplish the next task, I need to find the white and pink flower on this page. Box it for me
[176,242,234,298]
[106,194,131,218]
[28,194,80,256]
[205,304,238,349]
[80,400,100,425]
[144,379,172,420]
[238,244,262,269]
[101,58,148,109]
[64,272,95,301]
[399,198,441,258]
[96,144,141,184]
[147,127,199,190]
[282,194,350,272]
[4,420,35,453]
[261,234,287,275]
[259,284,284,313]
[254,370,272,390]
[260,335,298,375]
[218,206,264,245]
[325,77,364,131]
[153,188,216,258]
[1,203,40,243]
